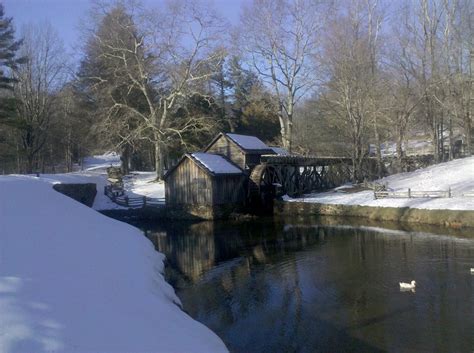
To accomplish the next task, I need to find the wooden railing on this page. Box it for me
[374,188,457,199]
[104,185,165,208]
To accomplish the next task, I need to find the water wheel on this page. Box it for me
[248,163,287,205]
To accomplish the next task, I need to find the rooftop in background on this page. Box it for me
[269,146,290,156]
[225,133,274,153]
[191,153,243,175]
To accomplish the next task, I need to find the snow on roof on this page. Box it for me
[192,152,243,175]
[269,146,290,156]
[226,133,271,151]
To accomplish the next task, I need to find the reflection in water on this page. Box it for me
[135,218,474,353]
[145,222,217,282]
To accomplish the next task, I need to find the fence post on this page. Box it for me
[374,190,377,200]
[143,196,147,208]
[448,187,452,198]
[125,196,129,207]
[408,188,411,198]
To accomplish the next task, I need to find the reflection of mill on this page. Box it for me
[140,219,474,352]
[146,222,217,282]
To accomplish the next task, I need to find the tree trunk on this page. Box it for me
[448,115,454,160]
[278,106,290,150]
[65,129,72,172]
[465,111,472,156]
[351,129,362,183]
[154,138,164,180]
[430,109,440,163]
[16,143,21,174]
[26,150,34,174]
[395,114,406,172]
[373,118,383,178]
[121,144,130,175]
[286,117,293,153]
[396,135,405,173]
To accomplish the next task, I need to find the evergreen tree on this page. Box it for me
[0,2,25,172]
[78,4,152,173]
[0,3,24,90]
[228,57,280,143]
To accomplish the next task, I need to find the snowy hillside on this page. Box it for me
[0,176,227,353]
[285,156,474,210]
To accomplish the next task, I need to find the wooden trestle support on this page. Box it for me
[248,155,376,203]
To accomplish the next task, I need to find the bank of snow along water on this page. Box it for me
[0,176,227,353]
[280,156,474,229]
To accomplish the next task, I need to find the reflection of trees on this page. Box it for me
[139,219,474,353]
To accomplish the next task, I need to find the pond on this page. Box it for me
[129,217,474,353]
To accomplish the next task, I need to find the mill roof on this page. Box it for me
[191,153,243,175]
[226,133,271,151]
[205,132,275,154]
[163,152,244,179]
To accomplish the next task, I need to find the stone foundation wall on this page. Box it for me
[166,203,245,220]
[53,183,97,207]
[100,207,167,221]
[275,200,474,229]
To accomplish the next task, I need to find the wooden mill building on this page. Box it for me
[164,133,278,219]
[165,132,379,219]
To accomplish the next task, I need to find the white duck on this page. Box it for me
[399,280,416,290]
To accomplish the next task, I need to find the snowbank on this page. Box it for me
[285,156,474,211]
[0,176,227,353]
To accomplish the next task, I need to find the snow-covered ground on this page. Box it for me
[77,152,121,171]
[285,156,474,210]
[0,173,227,352]
[123,172,165,200]
[14,153,165,210]
[370,139,433,157]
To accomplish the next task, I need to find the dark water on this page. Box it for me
[132,217,474,353]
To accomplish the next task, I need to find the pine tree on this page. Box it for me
[77,4,151,173]
[0,3,24,90]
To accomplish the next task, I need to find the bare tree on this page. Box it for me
[13,22,69,173]
[319,0,386,180]
[238,0,322,151]
[80,0,226,177]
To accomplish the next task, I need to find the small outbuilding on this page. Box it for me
[163,152,246,219]
[205,132,275,171]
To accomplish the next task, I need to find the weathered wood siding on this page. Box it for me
[206,135,246,169]
[212,175,247,205]
[165,157,213,205]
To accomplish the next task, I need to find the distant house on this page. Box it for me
[205,132,275,170]
[163,152,247,219]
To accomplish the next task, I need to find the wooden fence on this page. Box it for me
[104,185,165,208]
[374,188,456,199]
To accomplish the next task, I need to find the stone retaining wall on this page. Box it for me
[53,183,97,207]
[275,200,474,229]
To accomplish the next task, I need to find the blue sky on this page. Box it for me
[3,0,246,56]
